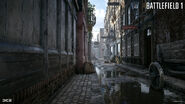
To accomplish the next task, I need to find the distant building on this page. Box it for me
[99,28,106,59]
[91,41,100,60]
[104,0,124,61]
[97,33,100,42]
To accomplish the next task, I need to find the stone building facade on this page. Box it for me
[123,0,140,64]
[0,0,93,103]
[123,0,185,76]
[104,0,185,76]
[104,0,125,61]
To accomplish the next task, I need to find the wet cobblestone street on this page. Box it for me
[96,63,185,104]
[50,62,185,104]
[50,74,104,104]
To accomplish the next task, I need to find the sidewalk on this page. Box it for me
[117,63,185,94]
[49,74,104,104]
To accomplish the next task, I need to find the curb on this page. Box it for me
[116,64,185,94]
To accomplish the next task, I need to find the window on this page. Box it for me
[135,9,139,19]
[128,7,131,25]
[127,36,131,56]
[123,13,125,26]
[134,33,139,56]
[131,1,139,19]
[118,43,120,55]
[147,28,151,36]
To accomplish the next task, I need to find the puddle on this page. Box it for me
[95,66,185,104]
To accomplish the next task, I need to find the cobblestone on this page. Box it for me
[50,74,104,104]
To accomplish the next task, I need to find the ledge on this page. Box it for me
[48,49,59,55]
[164,59,185,64]
[0,42,44,54]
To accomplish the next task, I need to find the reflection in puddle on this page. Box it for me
[95,66,185,104]
[140,82,149,94]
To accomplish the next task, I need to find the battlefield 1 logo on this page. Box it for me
[146,2,184,9]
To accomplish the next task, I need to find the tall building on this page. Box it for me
[104,0,125,62]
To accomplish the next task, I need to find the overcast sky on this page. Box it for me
[89,0,107,41]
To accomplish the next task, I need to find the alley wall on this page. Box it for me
[0,0,78,103]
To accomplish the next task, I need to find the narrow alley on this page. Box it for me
[0,0,185,104]
[49,61,185,104]
[50,74,104,104]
